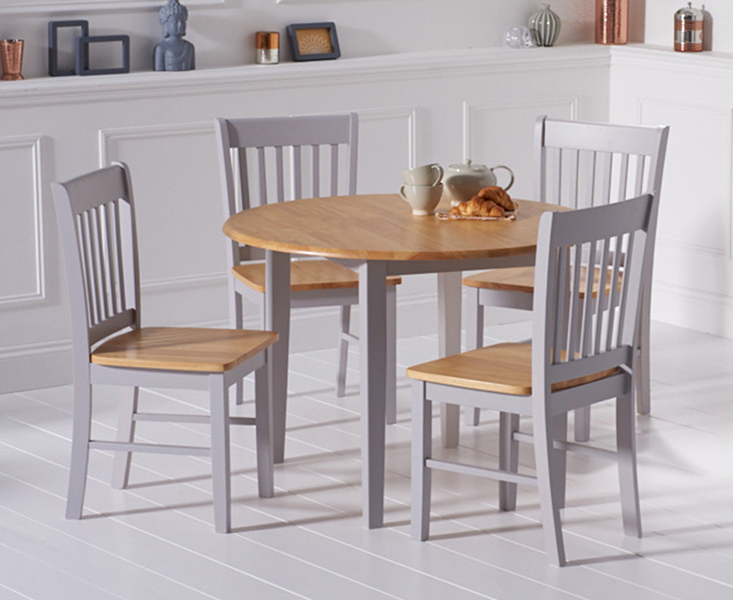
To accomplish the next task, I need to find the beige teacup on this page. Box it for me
[402,163,443,187]
[400,183,443,216]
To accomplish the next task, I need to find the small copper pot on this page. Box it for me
[0,39,24,81]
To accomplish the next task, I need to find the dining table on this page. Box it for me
[223,193,566,529]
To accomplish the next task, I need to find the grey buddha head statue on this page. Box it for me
[159,0,188,38]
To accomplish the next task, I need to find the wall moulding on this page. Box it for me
[0,0,223,14]
[0,135,45,307]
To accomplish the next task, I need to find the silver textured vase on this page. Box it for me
[528,4,561,47]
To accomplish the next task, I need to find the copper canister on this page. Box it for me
[675,3,703,52]
[596,0,628,45]
[256,32,279,64]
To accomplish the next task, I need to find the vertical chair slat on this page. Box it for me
[92,206,108,322]
[77,213,94,327]
[292,145,302,199]
[633,155,646,197]
[600,152,613,207]
[606,233,625,350]
[616,232,636,346]
[594,237,610,355]
[554,149,563,206]
[586,151,598,207]
[112,200,126,311]
[257,147,268,206]
[311,144,320,197]
[568,149,580,209]
[84,210,102,326]
[102,202,118,316]
[330,143,339,196]
[275,146,285,203]
[237,148,252,210]
[567,244,582,361]
[581,240,597,357]
[553,246,569,363]
[617,153,630,203]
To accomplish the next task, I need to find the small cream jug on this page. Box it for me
[444,159,515,205]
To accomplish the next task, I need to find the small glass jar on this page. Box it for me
[674,3,703,52]
[256,32,279,64]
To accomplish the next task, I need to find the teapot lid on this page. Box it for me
[448,158,488,172]
[675,2,703,20]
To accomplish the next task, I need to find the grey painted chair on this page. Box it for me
[463,116,669,441]
[408,192,658,566]
[215,114,400,463]
[52,162,278,533]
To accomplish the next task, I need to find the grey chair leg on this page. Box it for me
[411,381,432,541]
[386,286,397,425]
[254,362,274,499]
[573,406,591,442]
[66,380,93,520]
[534,413,567,567]
[463,287,483,426]
[636,300,651,416]
[336,305,350,398]
[233,291,245,406]
[209,375,231,534]
[616,391,642,537]
[499,412,519,511]
[552,414,568,510]
[111,385,139,489]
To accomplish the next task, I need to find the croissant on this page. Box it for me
[451,197,507,218]
[478,186,516,212]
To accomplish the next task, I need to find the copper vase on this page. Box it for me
[596,0,628,45]
[1,39,24,80]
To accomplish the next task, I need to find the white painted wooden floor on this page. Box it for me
[3,320,733,599]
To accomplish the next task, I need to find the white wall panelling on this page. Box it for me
[0,45,609,391]
[462,98,578,203]
[610,45,733,338]
[0,135,44,306]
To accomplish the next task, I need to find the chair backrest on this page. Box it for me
[51,163,140,365]
[532,192,657,396]
[535,116,669,210]
[215,113,359,264]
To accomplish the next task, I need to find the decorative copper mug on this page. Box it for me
[1,39,24,81]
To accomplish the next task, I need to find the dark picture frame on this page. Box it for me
[75,35,130,76]
[286,22,340,62]
[48,20,89,76]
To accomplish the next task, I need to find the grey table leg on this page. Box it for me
[266,250,291,464]
[359,260,387,529]
[438,271,462,448]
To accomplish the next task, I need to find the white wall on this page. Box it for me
[0,43,610,392]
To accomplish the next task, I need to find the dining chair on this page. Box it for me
[52,162,278,533]
[409,192,658,566]
[215,113,401,462]
[463,116,669,441]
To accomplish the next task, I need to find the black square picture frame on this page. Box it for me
[48,20,89,76]
[286,22,340,62]
[75,35,130,76]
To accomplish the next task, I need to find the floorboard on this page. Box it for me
[1,321,733,599]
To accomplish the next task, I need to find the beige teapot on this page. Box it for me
[444,159,515,205]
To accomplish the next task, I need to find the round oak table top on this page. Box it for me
[223,194,567,261]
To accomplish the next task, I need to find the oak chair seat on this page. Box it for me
[233,259,402,293]
[407,342,619,395]
[92,327,278,372]
[463,265,619,298]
